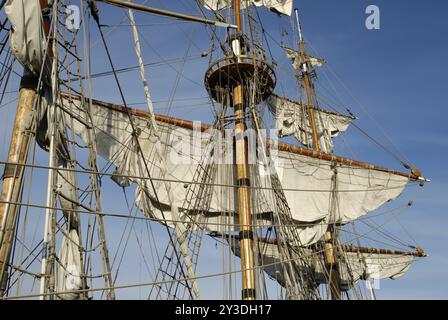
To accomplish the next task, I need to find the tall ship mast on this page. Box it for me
[0,0,428,300]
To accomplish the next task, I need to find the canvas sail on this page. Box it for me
[202,0,293,16]
[59,94,413,246]
[283,47,326,70]
[225,236,417,289]
[59,94,274,233]
[55,229,83,300]
[268,95,354,153]
[4,0,50,78]
[5,0,411,245]
[342,252,414,282]
[0,0,429,302]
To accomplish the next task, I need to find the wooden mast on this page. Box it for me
[295,10,320,152]
[232,0,256,301]
[294,9,341,300]
[0,0,51,296]
[0,81,36,295]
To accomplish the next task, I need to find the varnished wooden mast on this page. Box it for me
[296,10,320,152]
[294,9,341,300]
[232,0,256,301]
[301,52,320,151]
[0,0,51,296]
[0,81,37,295]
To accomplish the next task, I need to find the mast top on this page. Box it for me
[294,8,304,42]
[204,0,276,104]
[234,0,242,31]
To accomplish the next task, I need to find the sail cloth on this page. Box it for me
[283,47,326,70]
[268,95,354,153]
[56,229,83,300]
[226,237,416,290]
[60,95,274,234]
[202,0,293,16]
[59,95,411,246]
[4,0,50,78]
[342,252,414,282]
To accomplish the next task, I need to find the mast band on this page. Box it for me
[233,102,243,110]
[237,178,250,187]
[239,230,254,240]
[2,164,22,180]
[242,288,256,299]
[19,71,39,89]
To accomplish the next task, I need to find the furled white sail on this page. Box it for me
[4,0,49,78]
[268,95,354,153]
[60,95,412,246]
[225,236,417,289]
[202,0,293,16]
[55,158,81,229]
[283,47,326,70]
[56,229,83,300]
[342,252,414,282]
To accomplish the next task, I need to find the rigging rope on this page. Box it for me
[88,0,196,298]
[0,159,420,193]
[1,226,424,301]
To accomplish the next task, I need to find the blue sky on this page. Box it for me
[0,0,447,299]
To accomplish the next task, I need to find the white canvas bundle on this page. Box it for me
[268,95,354,153]
[5,0,49,77]
[343,252,414,282]
[227,237,416,288]
[56,229,83,300]
[284,47,326,70]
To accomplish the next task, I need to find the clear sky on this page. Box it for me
[0,0,447,299]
